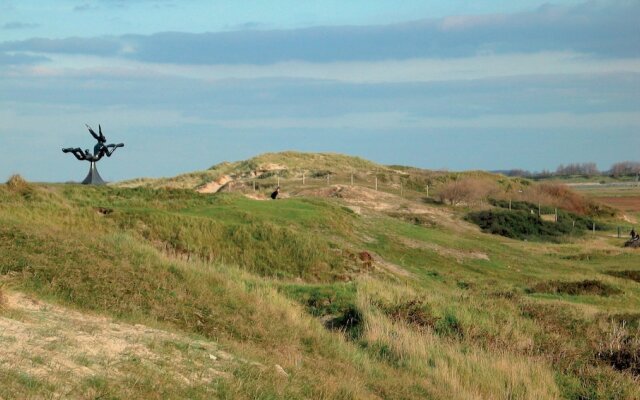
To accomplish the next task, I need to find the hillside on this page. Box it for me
[117,152,391,190]
[116,151,521,195]
[1,155,640,399]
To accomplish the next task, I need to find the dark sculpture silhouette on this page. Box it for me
[62,124,124,185]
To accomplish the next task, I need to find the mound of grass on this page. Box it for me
[606,270,640,283]
[6,174,29,191]
[527,280,622,297]
[5,175,34,199]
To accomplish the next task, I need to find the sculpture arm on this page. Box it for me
[103,143,124,157]
[63,147,87,161]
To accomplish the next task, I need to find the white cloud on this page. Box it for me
[205,111,640,131]
[5,51,640,84]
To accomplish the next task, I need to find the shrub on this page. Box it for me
[466,209,584,241]
[488,199,607,232]
[437,177,499,206]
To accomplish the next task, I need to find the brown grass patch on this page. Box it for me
[606,270,640,283]
[5,174,31,194]
[525,183,615,216]
[527,280,622,297]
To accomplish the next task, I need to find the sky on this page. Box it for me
[1,0,639,182]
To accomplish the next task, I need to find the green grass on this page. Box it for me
[1,178,640,399]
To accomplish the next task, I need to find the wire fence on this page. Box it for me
[221,172,434,199]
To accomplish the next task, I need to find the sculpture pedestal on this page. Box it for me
[81,162,106,185]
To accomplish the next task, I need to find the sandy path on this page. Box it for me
[0,291,233,396]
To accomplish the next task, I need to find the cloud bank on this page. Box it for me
[1,2,638,65]
[1,1,638,181]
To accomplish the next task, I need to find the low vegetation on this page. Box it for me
[526,280,622,297]
[607,270,640,283]
[2,154,639,399]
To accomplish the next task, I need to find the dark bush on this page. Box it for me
[325,306,363,339]
[488,199,607,231]
[466,209,570,241]
[466,204,608,241]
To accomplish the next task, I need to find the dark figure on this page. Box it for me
[86,124,124,158]
[632,228,637,241]
[270,186,280,200]
[62,124,124,185]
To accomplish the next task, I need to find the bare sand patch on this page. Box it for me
[0,291,233,391]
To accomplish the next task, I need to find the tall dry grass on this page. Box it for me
[356,279,560,400]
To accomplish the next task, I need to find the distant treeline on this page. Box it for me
[499,161,640,179]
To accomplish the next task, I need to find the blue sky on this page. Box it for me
[1,0,638,182]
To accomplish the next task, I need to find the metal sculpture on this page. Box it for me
[62,124,124,185]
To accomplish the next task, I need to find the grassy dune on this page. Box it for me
[1,160,639,399]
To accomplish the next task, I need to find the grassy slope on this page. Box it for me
[117,151,390,190]
[116,151,530,197]
[1,173,639,399]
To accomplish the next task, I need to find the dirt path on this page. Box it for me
[295,185,474,232]
[0,291,234,397]
[196,174,233,194]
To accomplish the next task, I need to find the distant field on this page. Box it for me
[571,184,640,199]
[572,185,640,222]
[594,196,640,212]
